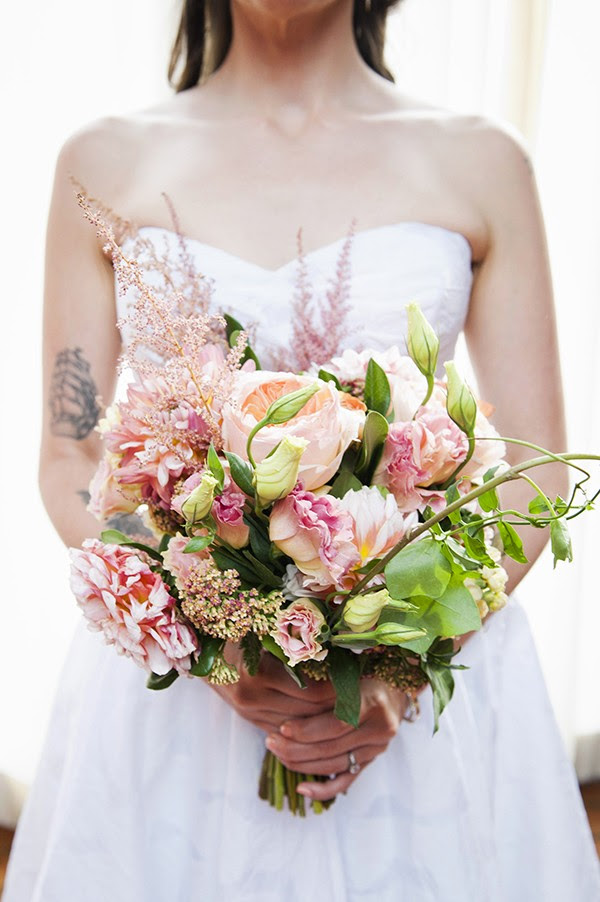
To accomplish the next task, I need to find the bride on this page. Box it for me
[5,0,600,899]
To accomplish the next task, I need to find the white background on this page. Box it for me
[1,0,599,819]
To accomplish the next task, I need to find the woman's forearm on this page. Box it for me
[40,452,105,547]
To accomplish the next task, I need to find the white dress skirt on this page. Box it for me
[5,223,600,901]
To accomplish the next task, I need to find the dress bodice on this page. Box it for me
[116,221,473,372]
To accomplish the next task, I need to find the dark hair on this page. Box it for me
[169,0,403,92]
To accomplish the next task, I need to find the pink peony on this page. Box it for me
[103,378,210,508]
[337,486,418,588]
[373,408,469,511]
[87,455,139,521]
[271,599,328,667]
[69,539,198,674]
[212,481,250,549]
[269,486,360,593]
[221,370,365,491]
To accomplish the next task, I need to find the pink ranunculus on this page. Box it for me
[373,408,469,511]
[212,481,250,549]
[271,599,328,667]
[325,346,428,421]
[69,539,198,674]
[87,455,140,521]
[221,371,365,491]
[337,486,418,588]
[161,533,210,591]
[269,486,360,593]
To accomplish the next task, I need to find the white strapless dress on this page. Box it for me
[4,223,600,902]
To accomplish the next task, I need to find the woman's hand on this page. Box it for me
[264,679,409,801]
[209,645,337,734]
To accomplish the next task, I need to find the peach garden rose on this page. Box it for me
[221,370,365,491]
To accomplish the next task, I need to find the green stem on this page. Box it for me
[347,452,600,597]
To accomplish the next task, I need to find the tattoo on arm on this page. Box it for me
[77,490,91,505]
[49,347,100,439]
[76,488,154,540]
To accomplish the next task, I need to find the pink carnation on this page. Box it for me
[269,486,360,593]
[69,539,199,674]
[373,409,468,511]
[271,599,328,667]
[212,481,250,549]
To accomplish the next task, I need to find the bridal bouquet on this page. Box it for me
[70,197,598,815]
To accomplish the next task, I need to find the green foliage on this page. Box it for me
[385,537,452,600]
[498,521,528,563]
[146,669,179,690]
[189,637,224,677]
[224,452,255,497]
[317,368,343,391]
[364,359,391,417]
[241,632,262,676]
[207,443,225,490]
[550,518,573,566]
[354,411,389,483]
[327,647,362,728]
[224,314,261,369]
[184,534,213,554]
[100,529,164,563]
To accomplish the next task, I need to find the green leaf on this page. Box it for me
[100,529,163,562]
[327,647,362,728]
[478,486,499,512]
[207,443,225,490]
[240,550,282,588]
[381,577,480,648]
[211,548,260,584]
[261,634,289,665]
[318,369,343,391]
[329,470,363,498]
[244,516,275,565]
[184,534,213,554]
[445,482,461,506]
[240,632,262,676]
[224,452,255,497]
[462,532,496,566]
[364,358,391,416]
[229,329,262,370]
[189,637,224,677]
[157,533,171,554]
[550,518,573,567]
[528,494,551,515]
[498,521,528,563]
[354,410,389,483]
[421,657,455,733]
[224,313,245,342]
[146,669,179,690]
[385,537,452,599]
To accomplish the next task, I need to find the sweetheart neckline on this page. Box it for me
[126,220,474,275]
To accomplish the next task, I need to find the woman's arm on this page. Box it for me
[464,121,568,591]
[39,125,125,548]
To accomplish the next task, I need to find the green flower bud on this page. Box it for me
[444,361,477,436]
[374,621,427,645]
[406,302,440,379]
[181,472,219,523]
[254,435,308,506]
[343,589,392,633]
[264,383,320,426]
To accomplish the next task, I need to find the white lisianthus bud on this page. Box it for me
[464,577,488,619]
[406,302,440,380]
[444,361,477,437]
[264,384,320,426]
[487,590,508,612]
[343,589,393,633]
[254,435,308,506]
[181,472,219,523]
[373,621,427,645]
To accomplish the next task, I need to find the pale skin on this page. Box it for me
[40,0,567,802]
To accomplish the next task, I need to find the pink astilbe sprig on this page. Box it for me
[75,187,248,448]
[275,223,356,371]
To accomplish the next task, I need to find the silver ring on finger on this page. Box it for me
[347,751,361,775]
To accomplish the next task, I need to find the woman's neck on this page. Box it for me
[201,1,382,121]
